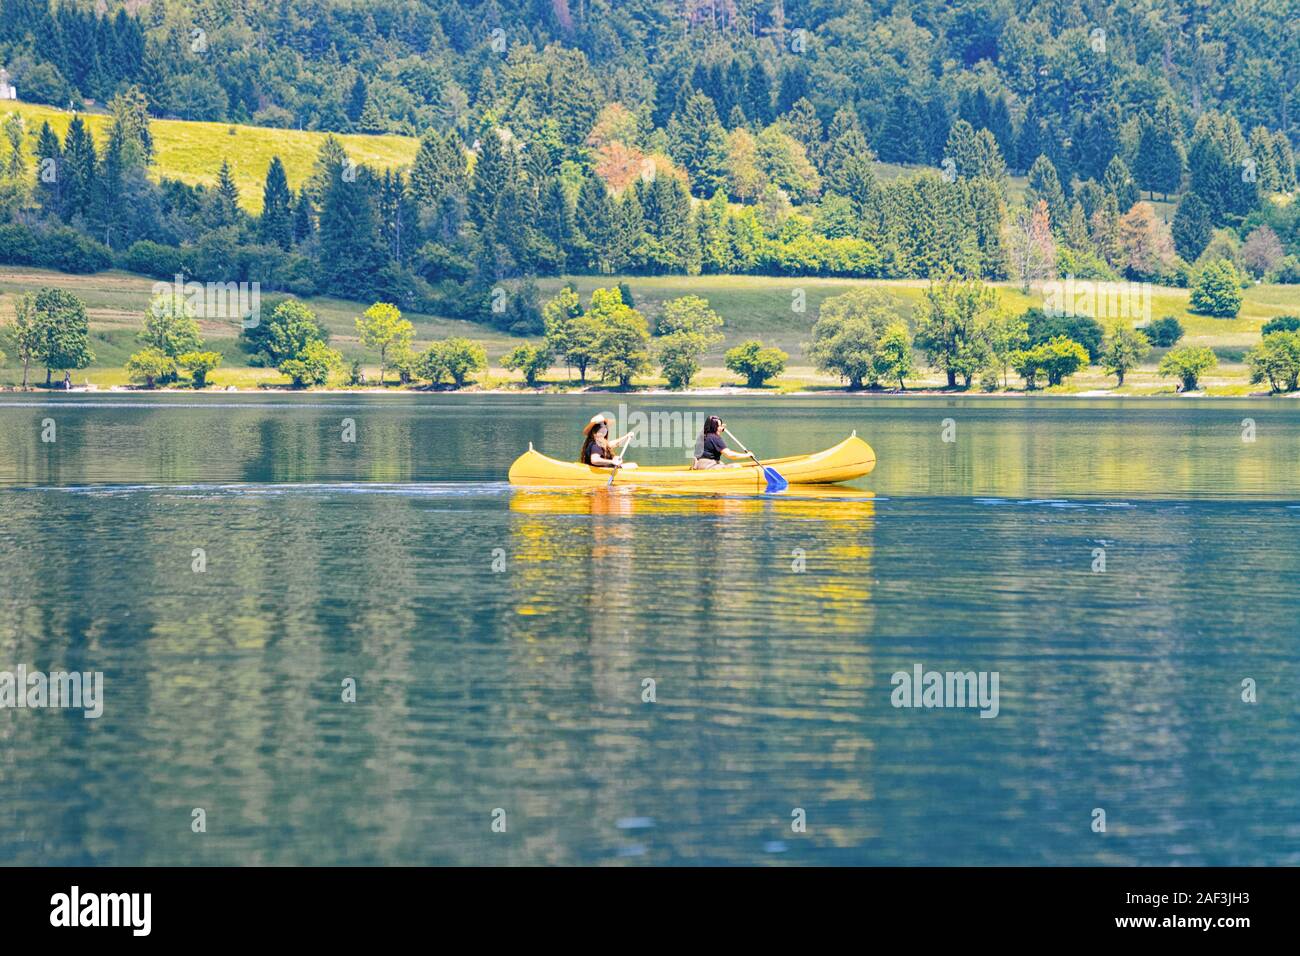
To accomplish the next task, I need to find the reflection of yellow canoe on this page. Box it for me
[508,433,876,489]
[510,486,876,519]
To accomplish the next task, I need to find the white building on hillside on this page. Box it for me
[0,68,17,101]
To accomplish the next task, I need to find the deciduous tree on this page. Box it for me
[725,340,787,387]
[1189,260,1243,317]
[1102,324,1151,385]
[355,302,414,385]
[914,271,998,388]
[587,287,650,388]
[32,287,94,384]
[1159,345,1218,391]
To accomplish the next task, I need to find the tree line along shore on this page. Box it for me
[4,271,1300,397]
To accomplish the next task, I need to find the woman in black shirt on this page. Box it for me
[692,416,756,469]
[580,414,637,469]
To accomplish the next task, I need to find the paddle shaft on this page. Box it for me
[723,429,762,466]
[725,428,788,493]
[606,427,639,486]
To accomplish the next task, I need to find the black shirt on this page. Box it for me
[699,433,727,461]
[583,438,614,466]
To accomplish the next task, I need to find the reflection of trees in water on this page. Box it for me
[1024,501,1300,863]
[0,402,441,486]
[0,491,93,858]
[4,397,1300,864]
[6,478,882,863]
[0,490,448,863]
[872,403,1300,499]
[7,397,1300,495]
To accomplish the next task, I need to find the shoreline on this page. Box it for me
[0,383,1290,399]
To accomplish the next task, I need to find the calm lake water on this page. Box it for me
[1,394,1298,865]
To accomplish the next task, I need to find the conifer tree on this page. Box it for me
[1247,126,1281,193]
[667,92,728,198]
[1076,103,1121,183]
[574,173,616,272]
[376,169,419,264]
[1103,156,1139,213]
[319,164,386,296]
[838,153,884,245]
[1016,100,1048,173]
[609,187,645,273]
[744,61,772,127]
[824,117,875,198]
[1026,155,1067,231]
[1063,201,1092,253]
[782,98,824,168]
[1271,132,1297,191]
[1133,101,1185,199]
[346,75,368,125]
[208,159,242,228]
[539,177,575,271]
[409,131,467,241]
[33,122,63,218]
[1171,193,1213,261]
[775,61,809,115]
[467,128,515,230]
[90,135,126,246]
[107,86,153,170]
[292,189,315,244]
[945,120,979,177]
[61,115,97,221]
[307,135,348,204]
[922,93,952,166]
[260,156,294,249]
[879,92,924,163]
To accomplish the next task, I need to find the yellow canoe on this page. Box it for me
[508,433,876,489]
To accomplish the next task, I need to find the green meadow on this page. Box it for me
[6,102,420,214]
[4,265,1300,395]
[0,266,516,387]
[541,274,1289,359]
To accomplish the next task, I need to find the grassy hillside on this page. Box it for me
[14,103,1181,225]
[5,103,420,214]
[5,102,1189,233]
[0,266,519,386]
[540,274,1292,362]
[543,275,1032,360]
[5,265,1300,393]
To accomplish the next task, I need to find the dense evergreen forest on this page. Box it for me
[1,1,1299,332]
[4,1,1297,140]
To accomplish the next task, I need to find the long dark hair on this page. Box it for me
[703,415,723,436]
[580,419,611,463]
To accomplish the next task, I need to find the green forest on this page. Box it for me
[0,0,1299,391]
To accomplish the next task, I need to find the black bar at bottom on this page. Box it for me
[0,867,1284,940]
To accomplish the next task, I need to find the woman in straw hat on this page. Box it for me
[579,414,637,470]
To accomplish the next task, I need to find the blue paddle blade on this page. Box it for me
[762,466,789,493]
